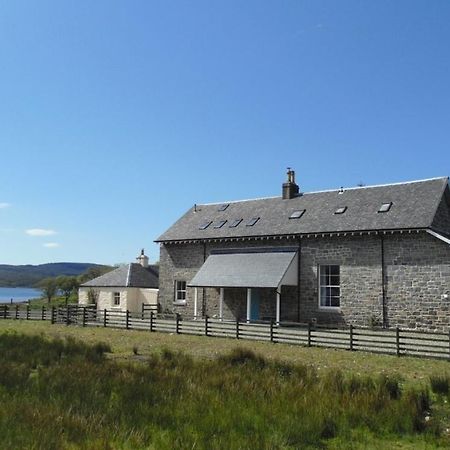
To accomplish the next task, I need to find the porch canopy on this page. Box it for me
[188,247,298,289]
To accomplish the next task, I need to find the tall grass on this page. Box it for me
[0,333,446,449]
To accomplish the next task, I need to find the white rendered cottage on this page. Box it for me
[78,250,159,313]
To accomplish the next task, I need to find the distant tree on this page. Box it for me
[87,288,99,306]
[38,277,58,303]
[56,276,79,304]
[78,266,114,284]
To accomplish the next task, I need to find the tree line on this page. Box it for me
[38,266,114,304]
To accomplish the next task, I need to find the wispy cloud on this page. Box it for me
[43,242,60,248]
[0,202,11,209]
[26,228,56,237]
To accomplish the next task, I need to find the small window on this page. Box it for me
[246,217,260,227]
[378,202,392,213]
[319,265,340,309]
[214,220,227,228]
[174,280,187,304]
[229,219,242,228]
[334,206,347,214]
[113,292,121,306]
[199,220,212,230]
[289,210,305,219]
[218,204,229,211]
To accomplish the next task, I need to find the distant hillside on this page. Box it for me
[0,263,108,287]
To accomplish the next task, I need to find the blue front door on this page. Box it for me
[250,289,260,321]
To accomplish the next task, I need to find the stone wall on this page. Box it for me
[158,231,450,330]
[384,233,450,330]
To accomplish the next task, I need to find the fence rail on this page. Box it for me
[1,304,450,360]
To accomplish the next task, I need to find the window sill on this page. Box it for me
[318,306,341,312]
[173,301,187,306]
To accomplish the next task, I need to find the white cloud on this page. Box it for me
[26,228,56,237]
[0,202,11,209]
[43,242,60,248]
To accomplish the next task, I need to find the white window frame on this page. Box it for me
[174,280,187,305]
[318,265,341,310]
[113,291,121,307]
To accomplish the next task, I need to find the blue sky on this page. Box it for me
[0,0,449,265]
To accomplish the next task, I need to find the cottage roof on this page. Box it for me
[156,177,449,242]
[81,263,159,288]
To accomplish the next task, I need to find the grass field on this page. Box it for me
[2,320,450,449]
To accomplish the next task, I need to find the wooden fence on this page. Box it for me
[1,304,450,360]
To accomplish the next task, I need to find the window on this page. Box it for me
[214,220,227,228]
[289,209,305,219]
[229,219,242,228]
[174,280,187,304]
[378,202,392,213]
[319,265,340,308]
[246,217,260,227]
[334,206,347,214]
[199,220,212,230]
[113,292,121,306]
[218,204,229,211]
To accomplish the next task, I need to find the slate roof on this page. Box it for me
[156,177,449,242]
[189,249,297,288]
[81,264,159,288]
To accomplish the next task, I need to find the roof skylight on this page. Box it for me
[218,204,229,211]
[199,221,212,230]
[229,219,242,228]
[378,202,392,213]
[246,217,260,227]
[214,220,227,229]
[334,206,347,215]
[289,210,306,219]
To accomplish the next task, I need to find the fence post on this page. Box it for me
[307,322,312,347]
[448,329,450,360]
[82,307,86,327]
[150,311,154,332]
[41,306,45,321]
[175,313,180,334]
[349,324,354,351]
[236,318,240,340]
[396,327,400,356]
[65,306,70,326]
[125,310,129,330]
[205,315,209,336]
[270,318,274,343]
[103,309,107,328]
[15,304,19,319]
[26,305,30,320]
[3,304,7,319]
[51,306,55,324]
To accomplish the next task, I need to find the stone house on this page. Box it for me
[78,250,159,313]
[156,170,450,331]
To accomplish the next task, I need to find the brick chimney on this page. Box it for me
[282,168,299,199]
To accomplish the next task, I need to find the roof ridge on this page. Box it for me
[196,177,448,206]
[125,263,132,287]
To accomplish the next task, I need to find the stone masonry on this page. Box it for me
[158,231,450,331]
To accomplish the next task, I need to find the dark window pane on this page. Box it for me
[289,209,305,219]
[246,217,260,227]
[214,220,227,229]
[229,219,242,228]
[199,221,212,230]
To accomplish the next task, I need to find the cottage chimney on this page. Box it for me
[136,249,149,268]
[282,168,299,199]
